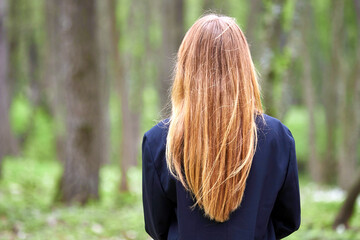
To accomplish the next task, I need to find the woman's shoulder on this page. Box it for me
[146,118,170,132]
[257,113,295,149]
[143,118,170,142]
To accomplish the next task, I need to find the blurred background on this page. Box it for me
[0,0,359,239]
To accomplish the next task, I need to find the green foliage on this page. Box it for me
[314,107,327,157]
[283,106,309,162]
[227,1,248,28]
[283,106,327,163]
[109,92,122,164]
[10,94,32,135]
[273,47,292,107]
[273,47,292,78]
[8,0,46,92]
[311,0,331,60]
[141,86,160,132]
[10,94,56,162]
[23,108,56,162]
[282,0,296,31]
[185,0,203,28]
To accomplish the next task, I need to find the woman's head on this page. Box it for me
[172,14,262,111]
[166,14,263,222]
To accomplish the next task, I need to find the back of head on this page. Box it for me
[166,14,263,222]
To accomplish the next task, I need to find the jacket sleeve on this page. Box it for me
[271,134,301,239]
[142,134,174,240]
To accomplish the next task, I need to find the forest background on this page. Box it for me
[0,0,359,239]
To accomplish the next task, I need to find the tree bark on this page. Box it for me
[108,0,144,192]
[304,61,321,182]
[338,66,360,189]
[333,0,360,227]
[158,0,184,117]
[95,0,111,166]
[0,0,18,177]
[45,0,66,163]
[55,0,104,204]
[322,0,344,184]
[338,0,360,189]
[333,173,360,229]
[299,1,322,183]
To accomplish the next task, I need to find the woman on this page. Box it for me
[142,14,300,240]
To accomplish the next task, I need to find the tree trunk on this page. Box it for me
[303,45,321,183]
[0,0,18,177]
[322,0,344,184]
[95,0,111,166]
[158,0,184,117]
[338,0,360,189]
[299,1,321,183]
[45,0,67,163]
[333,0,360,227]
[333,173,360,229]
[108,0,143,192]
[338,67,360,189]
[55,0,104,204]
[107,0,128,191]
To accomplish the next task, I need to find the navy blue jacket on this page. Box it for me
[142,114,301,240]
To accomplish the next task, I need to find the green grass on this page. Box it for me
[1,158,360,239]
[288,176,360,240]
[0,157,148,240]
